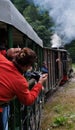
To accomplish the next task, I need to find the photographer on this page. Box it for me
[0,28,22,130]
[0,47,21,130]
[0,47,48,106]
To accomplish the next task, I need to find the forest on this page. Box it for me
[11,0,75,63]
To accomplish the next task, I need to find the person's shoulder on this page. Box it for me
[0,52,6,58]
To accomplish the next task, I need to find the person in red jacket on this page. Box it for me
[0,28,22,129]
[0,47,48,106]
[0,47,21,130]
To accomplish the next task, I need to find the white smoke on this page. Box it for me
[51,34,62,48]
[33,0,75,45]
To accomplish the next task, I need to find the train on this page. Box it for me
[0,0,72,130]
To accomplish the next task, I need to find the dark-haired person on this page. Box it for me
[0,47,21,130]
[0,47,48,107]
[0,44,7,130]
[0,28,21,130]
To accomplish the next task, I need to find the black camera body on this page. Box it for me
[25,71,41,82]
[25,68,48,82]
[30,71,41,82]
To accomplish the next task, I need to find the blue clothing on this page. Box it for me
[41,66,48,73]
[2,106,10,130]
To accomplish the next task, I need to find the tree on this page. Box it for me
[65,40,75,63]
[12,0,29,14]
[23,5,53,47]
[23,5,39,21]
[11,0,54,47]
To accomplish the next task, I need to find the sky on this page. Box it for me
[33,0,75,47]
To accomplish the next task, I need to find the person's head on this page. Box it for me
[42,61,47,67]
[14,47,37,72]
[7,48,21,60]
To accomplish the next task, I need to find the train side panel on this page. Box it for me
[43,48,66,95]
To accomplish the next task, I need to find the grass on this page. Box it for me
[41,80,75,130]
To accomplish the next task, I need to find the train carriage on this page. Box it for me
[43,47,72,94]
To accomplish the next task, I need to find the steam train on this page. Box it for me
[0,0,72,130]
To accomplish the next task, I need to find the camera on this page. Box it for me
[25,71,41,82]
[25,68,48,82]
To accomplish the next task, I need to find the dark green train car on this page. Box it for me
[43,47,72,96]
[0,0,43,130]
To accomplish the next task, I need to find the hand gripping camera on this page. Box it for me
[25,68,48,82]
[25,71,41,82]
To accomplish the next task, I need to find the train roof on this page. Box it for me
[44,47,67,52]
[0,0,43,47]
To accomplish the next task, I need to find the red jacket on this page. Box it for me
[0,53,42,106]
[0,50,7,111]
[0,50,6,57]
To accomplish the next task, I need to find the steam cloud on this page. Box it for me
[33,0,75,46]
[51,34,62,48]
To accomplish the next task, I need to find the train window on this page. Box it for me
[25,40,33,49]
[0,25,8,48]
[55,51,59,80]
[61,52,67,74]
[12,28,23,48]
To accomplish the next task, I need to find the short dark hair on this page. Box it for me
[15,48,37,66]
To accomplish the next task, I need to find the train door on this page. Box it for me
[43,48,49,92]
[58,52,63,79]
[50,50,56,89]
[54,51,59,83]
[60,51,68,84]
[43,48,56,93]
[47,49,52,91]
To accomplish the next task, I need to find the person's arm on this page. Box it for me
[28,79,35,86]
[15,74,48,106]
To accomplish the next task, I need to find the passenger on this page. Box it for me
[0,47,21,130]
[0,45,7,130]
[34,62,38,71]
[0,47,48,106]
[0,29,7,130]
[41,61,48,74]
[0,28,22,130]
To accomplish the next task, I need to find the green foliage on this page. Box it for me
[52,116,68,127]
[72,63,75,68]
[12,0,29,14]
[50,114,75,129]
[23,5,39,21]
[11,0,54,47]
[39,11,53,29]
[23,5,53,47]
[53,105,64,114]
[65,40,75,63]
[36,25,51,47]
